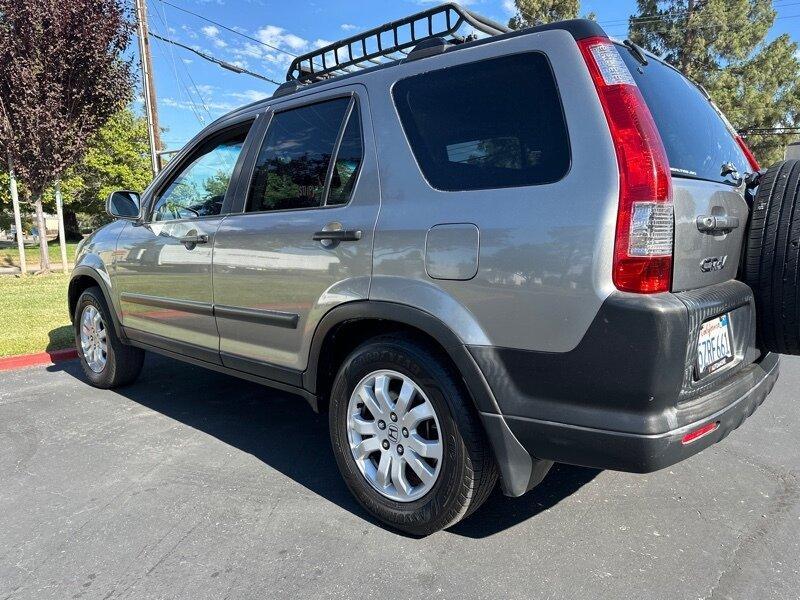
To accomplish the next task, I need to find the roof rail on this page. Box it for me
[286,2,510,83]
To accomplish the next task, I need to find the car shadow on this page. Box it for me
[52,353,599,539]
[47,325,73,351]
[448,464,601,538]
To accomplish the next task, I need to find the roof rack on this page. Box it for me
[285,3,511,84]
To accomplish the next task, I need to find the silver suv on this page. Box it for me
[69,4,798,535]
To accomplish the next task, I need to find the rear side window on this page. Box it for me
[247,97,362,212]
[618,46,748,185]
[392,52,570,191]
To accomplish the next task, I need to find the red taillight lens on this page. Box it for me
[578,37,674,294]
[735,135,761,172]
[681,421,719,445]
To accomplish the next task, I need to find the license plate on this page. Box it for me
[695,314,734,379]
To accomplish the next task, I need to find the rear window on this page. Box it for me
[392,52,570,191]
[618,45,748,185]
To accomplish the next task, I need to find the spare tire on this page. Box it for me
[744,159,800,354]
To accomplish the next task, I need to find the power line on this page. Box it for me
[597,0,800,28]
[603,11,800,36]
[740,127,800,135]
[154,0,299,58]
[149,4,209,124]
[509,1,800,35]
[149,31,207,124]
[149,31,281,85]
[152,5,216,123]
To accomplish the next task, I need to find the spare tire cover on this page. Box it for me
[743,159,800,354]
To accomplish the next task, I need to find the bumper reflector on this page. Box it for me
[681,421,719,445]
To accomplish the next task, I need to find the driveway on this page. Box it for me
[1,354,798,599]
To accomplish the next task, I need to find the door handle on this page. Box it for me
[179,232,208,249]
[696,215,739,233]
[312,229,363,242]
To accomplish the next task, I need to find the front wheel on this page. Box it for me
[329,335,497,535]
[74,286,144,388]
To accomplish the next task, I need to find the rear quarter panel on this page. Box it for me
[367,29,620,352]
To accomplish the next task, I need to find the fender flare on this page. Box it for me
[68,265,127,342]
[303,300,497,412]
[302,300,546,497]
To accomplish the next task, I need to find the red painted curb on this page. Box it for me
[0,348,79,372]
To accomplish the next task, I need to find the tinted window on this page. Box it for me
[328,103,363,206]
[152,133,246,222]
[392,52,570,191]
[619,45,748,185]
[248,97,358,212]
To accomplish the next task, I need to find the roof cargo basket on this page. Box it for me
[286,2,510,83]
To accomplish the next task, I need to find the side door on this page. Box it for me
[213,85,379,380]
[113,117,256,363]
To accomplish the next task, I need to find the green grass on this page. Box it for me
[0,241,79,268]
[0,272,73,357]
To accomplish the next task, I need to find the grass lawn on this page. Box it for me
[0,241,79,268]
[0,272,73,357]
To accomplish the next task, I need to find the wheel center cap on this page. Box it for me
[387,424,399,444]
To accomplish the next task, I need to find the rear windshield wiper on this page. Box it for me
[623,39,649,66]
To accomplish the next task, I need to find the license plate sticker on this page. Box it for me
[695,314,734,379]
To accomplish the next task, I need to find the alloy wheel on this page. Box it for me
[80,305,108,373]
[346,369,443,502]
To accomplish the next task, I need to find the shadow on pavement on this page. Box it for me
[448,464,600,538]
[47,325,73,352]
[52,353,598,538]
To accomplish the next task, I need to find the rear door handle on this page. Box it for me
[696,215,739,233]
[312,230,363,242]
[179,233,208,249]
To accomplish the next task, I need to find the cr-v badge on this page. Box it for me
[700,255,728,272]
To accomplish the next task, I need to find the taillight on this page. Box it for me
[578,37,674,294]
[735,135,761,172]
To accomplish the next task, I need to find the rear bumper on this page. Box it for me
[497,351,778,473]
[470,280,780,494]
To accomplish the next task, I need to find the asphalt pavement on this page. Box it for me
[1,353,798,599]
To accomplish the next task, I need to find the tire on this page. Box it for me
[744,159,800,354]
[74,286,145,388]
[328,334,497,535]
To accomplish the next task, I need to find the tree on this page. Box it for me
[507,0,579,28]
[629,0,800,165]
[0,0,134,271]
[57,108,152,237]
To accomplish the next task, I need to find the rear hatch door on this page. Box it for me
[618,44,751,292]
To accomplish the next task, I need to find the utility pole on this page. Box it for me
[7,153,26,275]
[134,0,162,176]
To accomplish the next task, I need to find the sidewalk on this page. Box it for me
[0,263,74,275]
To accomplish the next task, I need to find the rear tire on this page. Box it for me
[74,286,144,388]
[328,335,497,535]
[744,159,800,354]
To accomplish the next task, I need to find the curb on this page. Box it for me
[0,348,79,372]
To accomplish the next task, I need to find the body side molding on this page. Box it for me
[120,292,213,316]
[215,304,299,329]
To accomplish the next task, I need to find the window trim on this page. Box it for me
[322,97,362,207]
[145,119,255,224]
[389,50,572,193]
[242,91,365,216]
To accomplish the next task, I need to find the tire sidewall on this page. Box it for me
[329,339,470,534]
[74,288,118,387]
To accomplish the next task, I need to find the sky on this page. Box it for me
[140,0,800,151]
